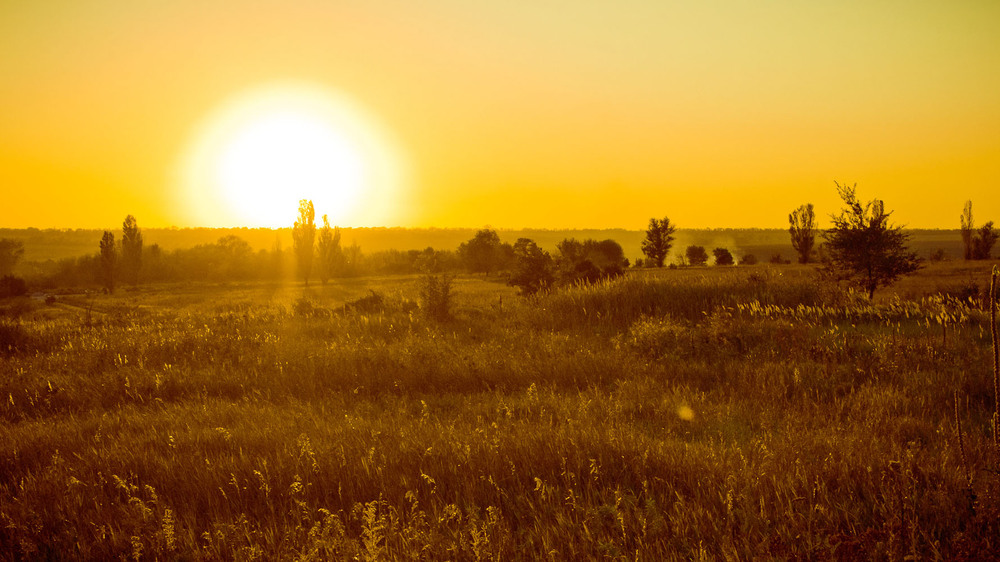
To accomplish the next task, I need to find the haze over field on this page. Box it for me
[2,1,998,230]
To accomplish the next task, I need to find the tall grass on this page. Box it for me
[2,268,1000,558]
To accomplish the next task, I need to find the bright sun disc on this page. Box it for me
[179,83,407,228]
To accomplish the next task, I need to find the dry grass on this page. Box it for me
[2,262,1000,559]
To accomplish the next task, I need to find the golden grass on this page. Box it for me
[2,264,1000,559]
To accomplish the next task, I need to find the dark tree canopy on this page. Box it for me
[685,245,708,266]
[788,203,816,264]
[712,247,734,266]
[822,182,922,299]
[121,215,143,286]
[316,214,343,284]
[641,217,676,268]
[0,238,25,277]
[508,238,554,295]
[458,229,510,276]
[556,238,626,285]
[972,222,999,260]
[99,231,117,293]
[960,200,974,260]
[292,200,316,285]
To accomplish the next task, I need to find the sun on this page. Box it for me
[179,83,407,228]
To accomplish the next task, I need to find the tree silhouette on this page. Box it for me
[556,238,626,284]
[788,203,815,264]
[972,222,999,260]
[641,217,676,267]
[121,215,143,286]
[292,200,316,285]
[0,238,25,277]
[712,248,734,266]
[458,229,507,276]
[100,231,117,293]
[960,200,974,260]
[685,245,708,266]
[508,238,554,295]
[316,214,343,284]
[822,182,921,299]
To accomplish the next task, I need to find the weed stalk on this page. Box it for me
[992,266,1000,457]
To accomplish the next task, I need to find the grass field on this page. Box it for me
[2,262,1000,559]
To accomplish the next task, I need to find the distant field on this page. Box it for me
[1,226,967,265]
[2,261,999,558]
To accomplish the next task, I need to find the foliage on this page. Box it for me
[121,214,143,286]
[788,203,816,264]
[712,247,734,266]
[458,229,510,276]
[822,182,922,299]
[971,222,998,260]
[316,214,343,284]
[961,200,974,260]
[419,274,453,321]
[739,253,758,265]
[99,231,117,293]
[556,238,626,285]
[508,238,554,295]
[640,216,676,267]
[0,238,25,276]
[685,245,708,266]
[293,200,316,285]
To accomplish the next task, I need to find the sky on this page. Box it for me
[1,0,998,229]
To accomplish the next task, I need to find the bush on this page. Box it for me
[509,239,554,295]
[739,254,758,266]
[712,248,734,266]
[685,246,708,266]
[419,273,453,321]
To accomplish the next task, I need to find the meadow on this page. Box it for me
[2,262,1000,559]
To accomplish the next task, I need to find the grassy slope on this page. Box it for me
[2,262,999,559]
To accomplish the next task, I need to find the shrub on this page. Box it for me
[712,248,734,266]
[685,246,708,266]
[419,274,453,321]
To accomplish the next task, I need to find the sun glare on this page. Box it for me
[179,83,407,228]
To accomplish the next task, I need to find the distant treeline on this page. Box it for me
[27,236,467,289]
[1,227,966,268]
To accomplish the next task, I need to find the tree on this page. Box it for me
[292,200,316,285]
[972,222,999,260]
[100,231,117,293]
[458,229,507,276]
[960,200,974,260]
[641,217,676,267]
[316,214,343,284]
[822,182,922,299]
[0,239,25,276]
[508,238,554,295]
[121,215,143,286]
[788,203,816,264]
[712,248,734,266]
[685,245,708,266]
[556,238,626,285]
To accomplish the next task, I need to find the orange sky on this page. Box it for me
[1,1,998,229]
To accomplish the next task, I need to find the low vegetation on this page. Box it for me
[2,261,1000,559]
